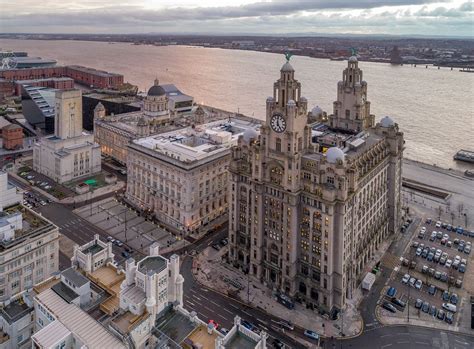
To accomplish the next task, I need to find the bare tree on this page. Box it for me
[457,203,464,218]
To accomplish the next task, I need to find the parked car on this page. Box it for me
[445,312,454,324]
[455,279,463,288]
[386,287,397,297]
[441,238,447,245]
[208,319,219,329]
[415,299,423,309]
[121,251,130,259]
[303,330,320,341]
[422,302,430,313]
[436,221,441,228]
[452,260,460,269]
[442,303,457,313]
[436,231,443,239]
[447,224,452,231]
[437,309,445,320]
[211,243,221,251]
[415,279,423,290]
[445,259,453,268]
[401,274,410,284]
[464,245,471,254]
[427,253,434,262]
[440,272,448,282]
[429,305,437,316]
[428,268,435,276]
[459,264,466,273]
[428,285,436,295]
[422,265,429,274]
[450,293,458,305]
[382,302,397,313]
[416,248,422,256]
[442,291,450,301]
[439,256,447,265]
[418,231,425,239]
[409,278,416,287]
[447,241,453,248]
[426,218,432,224]
[435,271,442,280]
[391,298,406,308]
[453,238,460,245]
[412,241,419,248]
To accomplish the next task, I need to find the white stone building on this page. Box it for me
[33,89,101,183]
[228,57,404,316]
[126,117,261,234]
[0,173,59,303]
[0,171,22,211]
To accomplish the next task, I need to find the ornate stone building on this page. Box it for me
[228,57,404,316]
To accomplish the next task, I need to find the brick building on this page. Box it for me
[2,124,23,150]
[14,77,74,95]
[65,65,123,89]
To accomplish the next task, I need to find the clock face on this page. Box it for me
[270,114,286,133]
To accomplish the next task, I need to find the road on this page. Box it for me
[8,173,474,348]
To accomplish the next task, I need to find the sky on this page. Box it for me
[0,0,473,37]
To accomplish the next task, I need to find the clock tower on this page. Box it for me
[261,56,311,192]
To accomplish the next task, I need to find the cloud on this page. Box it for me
[0,0,469,36]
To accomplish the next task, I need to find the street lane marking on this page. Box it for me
[381,345,392,349]
[186,301,196,307]
[222,308,233,315]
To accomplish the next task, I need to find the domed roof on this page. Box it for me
[380,116,395,128]
[148,85,166,97]
[326,147,345,164]
[349,56,358,63]
[147,78,166,97]
[242,128,259,143]
[300,96,307,102]
[287,99,296,106]
[266,96,274,102]
[281,61,295,72]
[311,106,323,116]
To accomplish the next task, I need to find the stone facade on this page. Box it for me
[228,57,404,315]
[126,118,260,234]
[33,89,101,183]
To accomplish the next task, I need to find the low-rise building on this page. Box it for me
[33,89,101,183]
[2,124,23,150]
[0,293,34,349]
[126,117,261,234]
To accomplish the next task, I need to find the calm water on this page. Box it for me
[2,39,473,170]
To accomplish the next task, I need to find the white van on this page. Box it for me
[442,303,457,313]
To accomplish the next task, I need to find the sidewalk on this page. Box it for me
[193,246,363,339]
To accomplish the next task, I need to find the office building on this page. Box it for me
[126,117,261,234]
[33,89,101,183]
[228,57,404,316]
[0,171,59,303]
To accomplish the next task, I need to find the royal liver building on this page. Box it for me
[228,55,404,315]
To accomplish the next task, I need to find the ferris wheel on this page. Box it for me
[1,51,18,70]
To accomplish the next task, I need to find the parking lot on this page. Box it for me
[378,217,474,330]
[75,197,181,256]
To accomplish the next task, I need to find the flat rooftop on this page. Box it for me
[0,204,55,252]
[132,117,260,164]
[185,325,220,349]
[52,282,79,303]
[111,310,149,335]
[138,256,167,275]
[0,298,33,325]
[226,331,258,349]
[82,242,104,255]
[67,65,122,78]
[32,320,71,348]
[156,309,198,345]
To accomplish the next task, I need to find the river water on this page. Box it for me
[1,39,473,170]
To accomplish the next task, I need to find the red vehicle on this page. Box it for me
[208,320,219,329]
